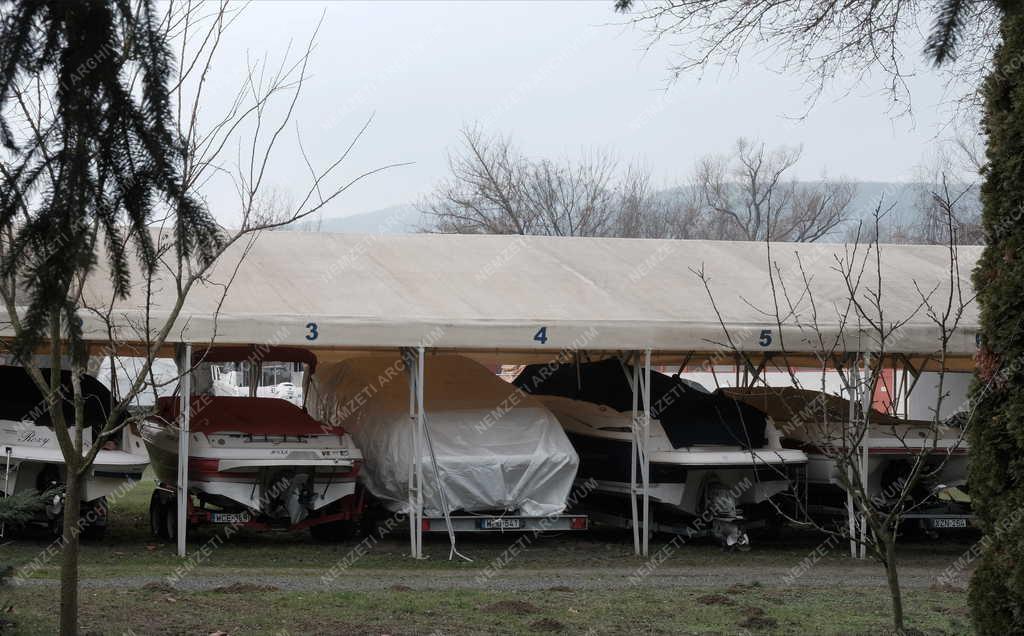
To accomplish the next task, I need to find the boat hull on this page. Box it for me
[1,420,148,503]
[802,448,969,511]
[532,395,806,521]
[141,422,362,524]
[566,431,803,517]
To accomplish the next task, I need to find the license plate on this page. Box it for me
[930,518,968,529]
[479,518,523,530]
[211,512,248,524]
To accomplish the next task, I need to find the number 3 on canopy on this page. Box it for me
[533,327,548,344]
[305,322,319,341]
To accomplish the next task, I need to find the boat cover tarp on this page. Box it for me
[514,359,768,449]
[720,386,965,448]
[154,396,329,436]
[96,357,180,407]
[720,386,913,428]
[0,365,113,427]
[308,354,579,517]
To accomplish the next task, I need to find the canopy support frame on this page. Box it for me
[176,343,192,557]
[403,346,427,560]
[618,350,652,556]
[834,352,870,560]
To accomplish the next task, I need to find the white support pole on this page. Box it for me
[843,352,871,560]
[415,345,425,559]
[2,447,12,538]
[858,354,871,560]
[641,349,652,557]
[405,347,426,560]
[843,358,858,559]
[629,356,640,556]
[176,343,192,557]
[406,351,416,556]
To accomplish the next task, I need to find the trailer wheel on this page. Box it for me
[164,500,178,542]
[80,498,108,541]
[149,492,170,541]
[310,520,357,542]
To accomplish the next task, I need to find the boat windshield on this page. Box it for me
[200,360,305,407]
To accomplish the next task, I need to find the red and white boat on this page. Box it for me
[140,348,364,540]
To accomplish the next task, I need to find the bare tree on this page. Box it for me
[615,1,1001,114]
[910,133,984,245]
[423,127,661,237]
[612,168,707,239]
[0,3,398,633]
[858,132,984,246]
[694,138,855,241]
[424,130,853,242]
[912,179,983,246]
[694,204,975,633]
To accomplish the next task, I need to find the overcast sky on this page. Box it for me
[198,1,964,224]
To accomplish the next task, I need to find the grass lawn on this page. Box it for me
[0,476,977,634]
[0,477,980,580]
[1,584,970,635]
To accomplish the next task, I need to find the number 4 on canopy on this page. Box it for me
[533,327,548,344]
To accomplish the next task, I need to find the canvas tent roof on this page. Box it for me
[8,232,980,363]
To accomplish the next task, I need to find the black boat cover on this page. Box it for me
[0,366,113,428]
[514,359,767,449]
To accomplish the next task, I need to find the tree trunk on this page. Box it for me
[59,469,82,636]
[883,535,905,634]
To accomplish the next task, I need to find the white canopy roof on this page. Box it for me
[38,232,981,361]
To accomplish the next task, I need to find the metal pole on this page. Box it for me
[844,357,857,559]
[176,344,192,557]
[406,349,417,558]
[642,349,652,557]
[859,354,871,560]
[404,348,425,559]
[3,447,11,496]
[629,355,640,556]
[2,446,12,538]
[901,365,909,419]
[415,345,425,559]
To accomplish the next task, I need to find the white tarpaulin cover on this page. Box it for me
[28,232,980,358]
[308,354,580,516]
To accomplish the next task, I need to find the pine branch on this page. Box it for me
[925,0,968,66]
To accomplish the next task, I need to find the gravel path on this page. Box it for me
[15,563,964,592]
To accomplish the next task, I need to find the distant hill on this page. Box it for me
[846,180,979,217]
[309,182,980,238]
[310,204,422,234]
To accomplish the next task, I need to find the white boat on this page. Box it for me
[0,366,149,538]
[140,348,364,540]
[515,360,807,547]
[722,386,969,518]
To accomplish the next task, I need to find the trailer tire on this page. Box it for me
[149,492,170,541]
[80,498,108,541]
[310,519,357,542]
[164,500,178,542]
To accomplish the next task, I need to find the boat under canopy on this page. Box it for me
[0,366,149,536]
[309,354,580,518]
[514,359,769,449]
